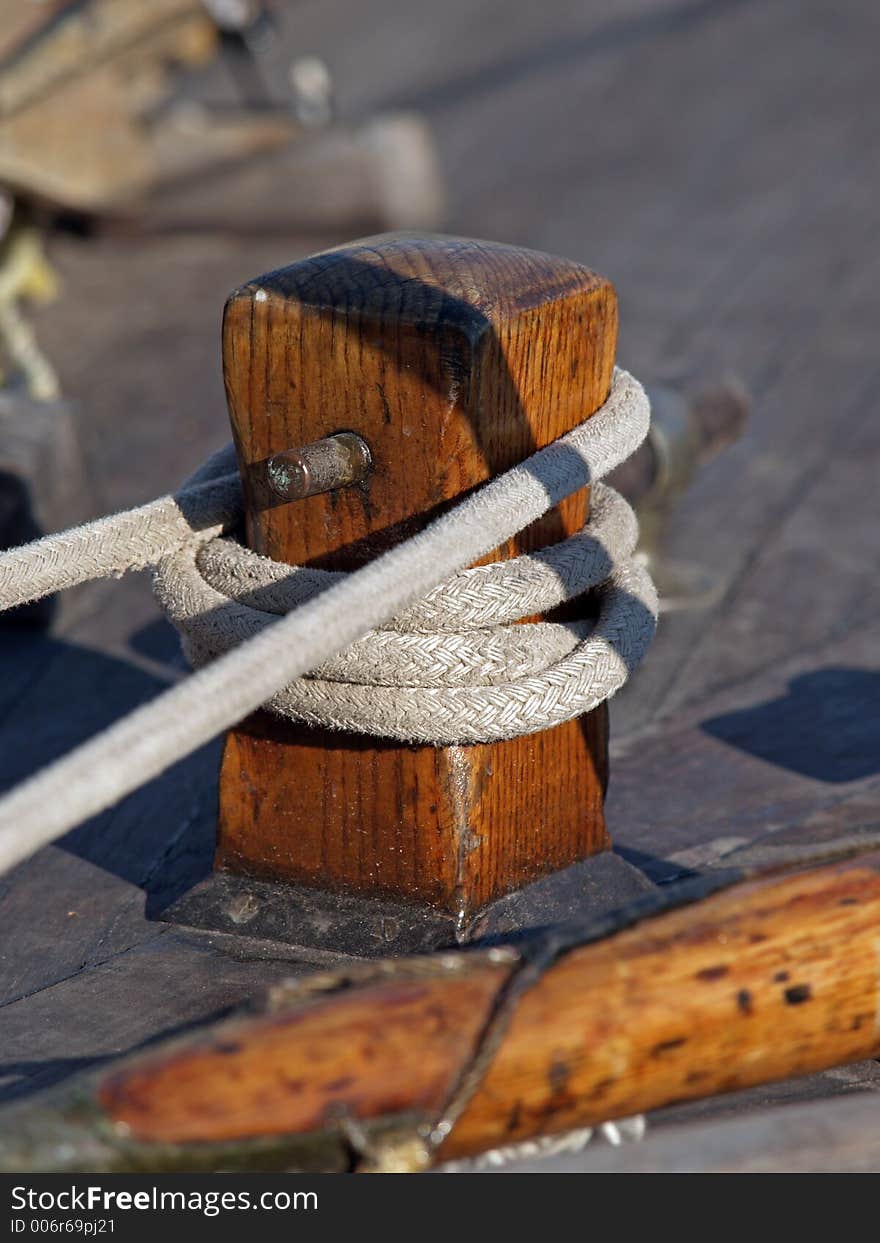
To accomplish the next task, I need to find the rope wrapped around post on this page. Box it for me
[155,476,650,745]
[0,368,656,872]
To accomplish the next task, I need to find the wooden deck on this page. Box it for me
[1,0,879,1169]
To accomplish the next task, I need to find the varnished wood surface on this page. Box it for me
[99,958,512,1144]
[218,233,615,916]
[96,854,880,1154]
[0,0,878,1167]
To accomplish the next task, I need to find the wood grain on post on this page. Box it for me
[98,853,880,1157]
[216,233,617,922]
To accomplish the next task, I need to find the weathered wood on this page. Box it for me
[0,632,222,1014]
[99,958,511,1146]
[217,232,616,920]
[0,929,305,1107]
[94,853,880,1160]
[443,855,880,1157]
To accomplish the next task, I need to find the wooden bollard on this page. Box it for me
[215,234,617,943]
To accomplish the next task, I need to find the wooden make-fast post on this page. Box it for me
[213,233,618,946]
[13,847,880,1173]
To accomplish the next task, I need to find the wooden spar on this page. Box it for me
[84,850,880,1167]
[216,233,616,924]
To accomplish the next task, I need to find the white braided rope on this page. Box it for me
[0,368,656,876]
[153,478,647,742]
[0,443,242,611]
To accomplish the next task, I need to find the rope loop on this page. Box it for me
[153,368,658,744]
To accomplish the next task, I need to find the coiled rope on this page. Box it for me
[0,367,656,875]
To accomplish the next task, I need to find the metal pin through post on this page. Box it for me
[266,432,372,501]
